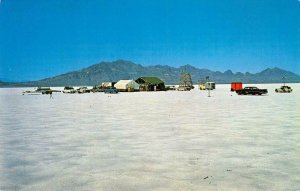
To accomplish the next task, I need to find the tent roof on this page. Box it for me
[137,77,164,85]
[115,80,136,85]
[114,80,140,89]
[117,80,134,83]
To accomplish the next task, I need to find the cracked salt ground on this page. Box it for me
[0,84,299,190]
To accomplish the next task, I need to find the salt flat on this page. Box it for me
[0,84,299,190]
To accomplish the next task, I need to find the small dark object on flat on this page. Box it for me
[204,176,209,180]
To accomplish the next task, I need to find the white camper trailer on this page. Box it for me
[205,82,215,90]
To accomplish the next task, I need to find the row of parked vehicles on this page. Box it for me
[22,87,60,95]
[22,86,119,95]
[63,86,118,94]
[23,83,293,96]
[230,82,292,95]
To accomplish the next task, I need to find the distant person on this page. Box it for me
[49,91,53,99]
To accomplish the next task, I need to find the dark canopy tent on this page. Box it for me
[135,77,165,91]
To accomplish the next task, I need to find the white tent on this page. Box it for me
[114,80,140,90]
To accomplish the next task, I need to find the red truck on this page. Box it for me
[231,82,243,91]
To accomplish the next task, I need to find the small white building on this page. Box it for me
[114,80,140,91]
[101,82,114,88]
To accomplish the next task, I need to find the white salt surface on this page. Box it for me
[0,84,299,190]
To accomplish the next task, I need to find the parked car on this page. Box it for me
[199,84,206,90]
[165,85,176,91]
[63,86,76,94]
[91,85,104,93]
[236,87,268,95]
[77,87,90,93]
[275,86,292,93]
[104,87,118,94]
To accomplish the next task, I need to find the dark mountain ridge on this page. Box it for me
[1,60,300,87]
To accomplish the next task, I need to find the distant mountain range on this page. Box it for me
[1,60,300,87]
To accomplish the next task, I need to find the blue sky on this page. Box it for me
[0,0,299,81]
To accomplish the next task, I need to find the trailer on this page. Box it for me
[231,82,243,91]
[205,82,215,90]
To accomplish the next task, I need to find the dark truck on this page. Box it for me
[236,86,268,95]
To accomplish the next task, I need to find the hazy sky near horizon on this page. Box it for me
[0,0,299,81]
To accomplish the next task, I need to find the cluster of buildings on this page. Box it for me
[23,73,219,95]
[64,73,216,94]
[95,76,166,92]
[23,74,294,96]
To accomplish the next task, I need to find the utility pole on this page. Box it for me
[206,76,211,97]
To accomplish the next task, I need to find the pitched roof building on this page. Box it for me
[135,77,165,91]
